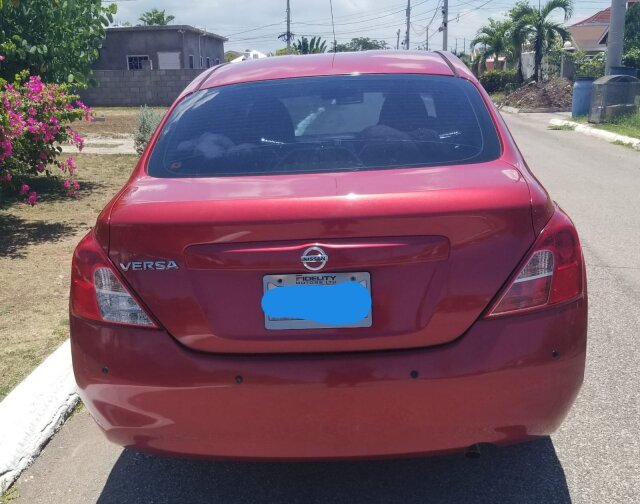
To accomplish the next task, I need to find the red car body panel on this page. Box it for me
[70,296,586,459]
[71,51,586,459]
[181,51,456,98]
[107,161,535,353]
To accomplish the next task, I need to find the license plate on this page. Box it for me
[263,272,372,330]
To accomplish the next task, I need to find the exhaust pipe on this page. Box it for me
[464,444,481,458]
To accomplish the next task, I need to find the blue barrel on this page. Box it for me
[572,77,594,118]
[610,66,638,78]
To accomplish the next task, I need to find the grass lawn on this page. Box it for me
[72,107,167,138]
[489,92,506,106]
[572,111,640,140]
[0,154,137,401]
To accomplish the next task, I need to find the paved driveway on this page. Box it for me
[12,112,640,504]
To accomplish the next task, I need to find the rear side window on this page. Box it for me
[148,75,501,178]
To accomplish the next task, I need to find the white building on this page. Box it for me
[230,49,268,63]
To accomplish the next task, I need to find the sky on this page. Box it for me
[109,0,617,54]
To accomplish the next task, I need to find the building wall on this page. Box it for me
[180,31,225,69]
[93,29,224,71]
[79,69,206,107]
[520,52,558,81]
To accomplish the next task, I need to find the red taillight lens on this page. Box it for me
[486,208,584,317]
[70,231,157,327]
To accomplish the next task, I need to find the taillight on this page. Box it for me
[70,231,157,327]
[486,208,584,317]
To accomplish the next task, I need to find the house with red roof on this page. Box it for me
[568,1,638,54]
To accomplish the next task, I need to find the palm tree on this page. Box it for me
[508,2,536,82]
[139,8,175,26]
[294,36,327,54]
[521,0,573,81]
[471,19,512,71]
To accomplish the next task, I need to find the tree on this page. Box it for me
[624,2,640,52]
[622,48,640,70]
[471,19,512,71]
[224,51,243,62]
[333,37,389,52]
[139,8,175,26]
[0,0,117,84]
[275,47,298,56]
[520,0,573,81]
[293,36,327,54]
[508,1,535,82]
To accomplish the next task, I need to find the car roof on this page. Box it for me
[194,51,468,92]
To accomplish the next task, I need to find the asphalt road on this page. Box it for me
[12,113,640,504]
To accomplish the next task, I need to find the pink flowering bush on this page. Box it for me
[0,70,90,205]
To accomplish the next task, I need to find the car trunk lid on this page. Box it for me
[108,161,535,353]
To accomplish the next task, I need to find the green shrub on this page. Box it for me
[479,70,518,93]
[133,106,164,156]
[574,51,606,79]
[622,48,640,71]
[504,82,518,94]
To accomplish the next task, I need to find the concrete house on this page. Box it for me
[82,25,227,107]
[568,1,638,54]
[94,25,227,71]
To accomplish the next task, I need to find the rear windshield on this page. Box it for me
[148,74,501,178]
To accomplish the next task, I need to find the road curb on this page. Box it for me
[549,118,640,151]
[500,106,571,114]
[0,340,78,493]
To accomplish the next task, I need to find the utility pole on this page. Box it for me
[606,0,626,74]
[286,0,292,54]
[405,0,411,50]
[426,27,429,51]
[442,0,448,52]
[397,29,401,50]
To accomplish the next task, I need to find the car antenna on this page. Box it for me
[329,0,337,55]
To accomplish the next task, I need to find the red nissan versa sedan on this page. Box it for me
[70,51,587,459]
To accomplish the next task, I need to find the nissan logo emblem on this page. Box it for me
[300,246,329,271]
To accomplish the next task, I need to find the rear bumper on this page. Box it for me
[71,298,587,460]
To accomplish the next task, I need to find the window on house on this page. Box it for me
[206,57,211,68]
[215,58,220,65]
[189,55,194,69]
[157,52,181,70]
[200,56,204,68]
[127,55,150,70]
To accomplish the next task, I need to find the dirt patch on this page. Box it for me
[0,154,137,400]
[72,107,166,138]
[502,78,573,110]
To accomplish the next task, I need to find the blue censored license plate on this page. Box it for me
[262,272,372,330]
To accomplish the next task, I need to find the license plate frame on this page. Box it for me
[262,272,372,330]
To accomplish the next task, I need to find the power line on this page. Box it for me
[452,0,499,19]
[411,22,427,36]
[225,23,283,38]
[296,0,413,24]
[227,0,503,49]
[295,5,407,27]
[426,0,443,29]
[290,9,449,38]
[223,0,431,43]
